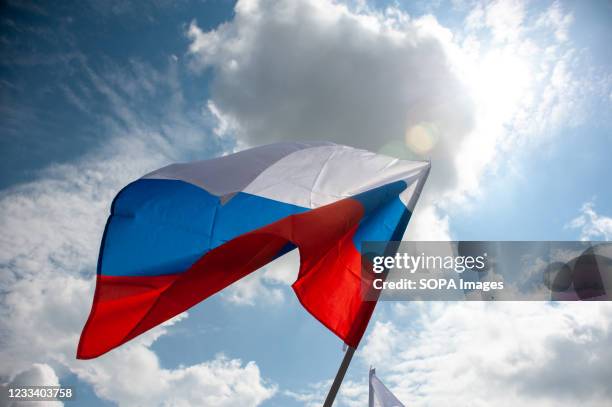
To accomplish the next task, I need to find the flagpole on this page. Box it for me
[322,243,392,406]
[368,367,374,407]
[322,346,356,407]
[322,191,421,406]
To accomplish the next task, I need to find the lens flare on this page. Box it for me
[405,122,438,155]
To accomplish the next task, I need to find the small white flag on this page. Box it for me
[369,368,405,407]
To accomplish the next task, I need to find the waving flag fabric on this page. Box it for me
[77,142,429,359]
[369,368,405,407]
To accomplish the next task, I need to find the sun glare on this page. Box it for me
[470,48,533,123]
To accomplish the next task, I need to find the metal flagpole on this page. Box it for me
[322,244,394,406]
[319,169,429,405]
[368,367,375,407]
[322,346,356,407]
[322,203,415,406]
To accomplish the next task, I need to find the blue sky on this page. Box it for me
[1,0,611,406]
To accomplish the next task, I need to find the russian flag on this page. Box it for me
[77,142,429,359]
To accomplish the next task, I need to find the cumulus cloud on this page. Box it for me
[566,201,612,241]
[359,302,612,406]
[0,58,276,406]
[222,250,300,306]
[73,351,275,407]
[0,364,62,407]
[187,0,474,201]
[186,0,604,240]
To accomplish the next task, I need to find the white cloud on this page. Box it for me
[536,1,574,43]
[73,351,275,407]
[451,0,591,201]
[567,201,612,241]
[186,0,479,241]
[0,364,63,407]
[222,271,286,306]
[222,250,300,306]
[285,377,367,407]
[0,262,275,406]
[359,321,400,367]
[484,0,526,43]
[403,204,450,240]
[187,0,475,202]
[186,0,604,240]
[360,302,612,406]
[207,100,241,139]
